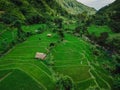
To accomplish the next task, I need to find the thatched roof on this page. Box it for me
[35,52,46,60]
[47,34,52,37]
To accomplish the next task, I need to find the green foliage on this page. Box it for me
[1,12,18,24]
[36,27,45,34]
[0,29,113,89]
[13,20,26,41]
[89,1,120,88]
[113,75,120,90]
[74,26,81,34]
[57,29,64,41]
[10,0,23,6]
[88,25,113,37]
[74,24,88,37]
[77,12,88,24]
[54,17,63,28]
[0,23,5,32]
[56,75,74,90]
[109,20,120,33]
[25,13,43,24]
[55,0,96,15]
[13,20,22,28]
[107,35,120,53]
[0,31,57,90]
[97,32,109,45]
[0,0,71,25]
[97,0,120,32]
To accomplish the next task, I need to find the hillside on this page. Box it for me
[0,29,113,90]
[96,0,120,33]
[0,0,68,24]
[56,0,96,15]
[98,0,120,14]
[87,1,120,89]
[0,0,117,90]
[0,0,96,25]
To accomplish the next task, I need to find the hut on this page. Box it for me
[35,52,46,60]
[47,34,52,37]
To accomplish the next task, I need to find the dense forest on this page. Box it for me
[0,0,119,90]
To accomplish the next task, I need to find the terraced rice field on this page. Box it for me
[0,30,113,90]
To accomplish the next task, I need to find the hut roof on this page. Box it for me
[47,34,52,37]
[35,52,46,60]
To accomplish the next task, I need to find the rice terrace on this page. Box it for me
[0,0,120,90]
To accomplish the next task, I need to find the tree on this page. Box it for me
[113,75,120,90]
[25,13,43,24]
[56,75,74,90]
[54,17,63,29]
[74,26,81,34]
[58,29,64,41]
[1,12,18,24]
[109,20,120,33]
[97,32,109,45]
[10,0,23,6]
[13,20,25,41]
[77,11,88,25]
[74,24,87,37]
[106,35,120,53]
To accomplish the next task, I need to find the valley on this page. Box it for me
[0,0,120,90]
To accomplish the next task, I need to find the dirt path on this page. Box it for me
[0,72,13,82]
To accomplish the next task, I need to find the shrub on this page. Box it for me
[25,13,44,24]
[109,21,120,33]
[106,36,120,53]
[10,0,23,6]
[1,12,18,24]
[58,29,64,41]
[113,75,120,90]
[36,27,44,34]
[56,75,74,90]
[54,17,63,28]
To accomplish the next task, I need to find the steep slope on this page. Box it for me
[0,0,68,24]
[98,0,119,14]
[97,0,120,33]
[0,0,96,25]
[56,0,96,15]
[0,30,113,90]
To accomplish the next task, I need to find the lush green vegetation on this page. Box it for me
[0,70,42,90]
[88,25,113,36]
[87,0,120,89]
[56,0,96,15]
[0,0,119,90]
[0,29,113,89]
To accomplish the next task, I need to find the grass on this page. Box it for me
[90,70,110,89]
[0,29,17,43]
[88,24,120,40]
[22,24,48,33]
[0,31,58,90]
[0,70,44,90]
[0,70,12,79]
[76,78,96,90]
[0,24,113,90]
[88,25,113,36]
[50,34,93,82]
[0,23,48,53]
[63,23,77,30]
[53,66,91,81]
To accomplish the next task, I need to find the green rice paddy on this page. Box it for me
[0,24,113,90]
